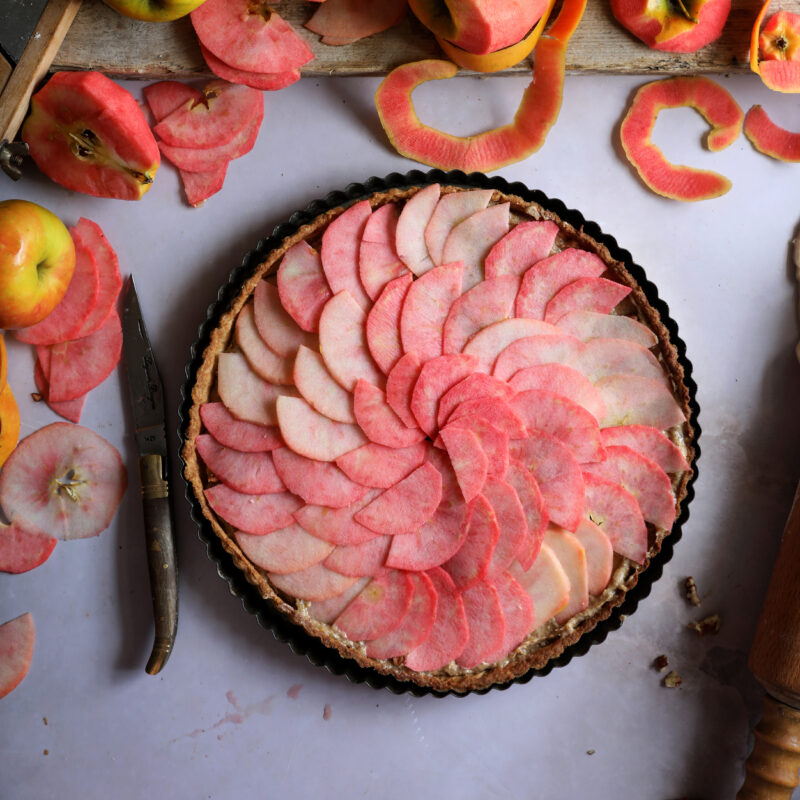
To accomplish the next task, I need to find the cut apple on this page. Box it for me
[436,373,515,430]
[556,309,658,349]
[359,203,408,301]
[353,379,426,449]
[217,351,294,427]
[483,476,528,575]
[571,518,614,597]
[395,183,440,276]
[445,416,508,477]
[545,526,589,624]
[409,353,479,436]
[462,317,559,372]
[385,351,423,428]
[0,522,56,574]
[425,189,493,266]
[620,76,744,201]
[751,4,800,93]
[744,105,800,162]
[199,44,300,91]
[293,345,356,424]
[144,80,203,121]
[511,543,570,627]
[34,360,86,424]
[336,441,428,489]
[294,490,382,546]
[199,402,284,451]
[456,580,505,668]
[180,164,228,207]
[505,459,547,570]
[440,426,488,503]
[195,434,285,495]
[324,535,392,577]
[269,562,359,601]
[599,424,690,473]
[0,422,126,540]
[321,200,373,311]
[22,71,159,200]
[234,525,333,574]
[0,613,34,699]
[366,273,413,375]
[334,569,414,641]
[508,363,607,422]
[306,0,408,45]
[205,484,303,535]
[484,219,558,279]
[235,303,294,385]
[278,241,333,333]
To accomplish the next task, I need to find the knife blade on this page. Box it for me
[121,277,178,675]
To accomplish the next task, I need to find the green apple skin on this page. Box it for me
[100,0,207,22]
[0,201,75,330]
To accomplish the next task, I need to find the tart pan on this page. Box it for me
[178,169,701,697]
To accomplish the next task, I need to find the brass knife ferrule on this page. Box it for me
[139,453,169,501]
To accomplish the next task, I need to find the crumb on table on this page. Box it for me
[663,671,682,689]
[653,654,669,672]
[684,577,701,606]
[687,614,721,636]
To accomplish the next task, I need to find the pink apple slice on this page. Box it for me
[70,219,123,339]
[511,389,605,464]
[442,275,519,354]
[577,337,668,385]
[358,203,408,301]
[180,164,228,207]
[600,425,690,473]
[544,526,589,624]
[484,220,559,279]
[511,544,570,627]
[410,353,479,436]
[217,352,295,427]
[484,476,528,576]
[544,277,631,324]
[158,112,262,172]
[45,310,121,403]
[321,200,372,310]
[353,379,426,448]
[307,576,371,624]
[200,402,283,452]
[366,571,438,659]
[597,375,686,429]
[293,345,355,425]
[456,580,505,668]
[395,183,440,275]
[293,490,381,546]
[509,430,585,532]
[15,236,99,346]
[269,563,358,601]
[441,203,510,291]
[462,317,560,372]
[336,441,428,489]
[199,43,300,91]
[405,567,469,672]
[492,332,583,383]
[505,460,547,571]
[515,249,607,319]
[400,261,463,364]
[191,0,314,74]
[444,494,499,590]
[424,189,493,266]
[205,484,302,535]
[154,80,262,148]
[276,395,367,461]
[323,535,392,577]
[271,446,368,508]
[440,426,488,503]
[445,396,526,439]
[253,279,317,358]
[366,273,412,374]
[572,518,613,596]
[235,303,294,385]
[306,0,408,44]
[334,569,414,641]
[0,522,56,574]
[277,240,332,333]
[582,471,648,564]
[234,524,333,573]
[195,434,285,494]
[385,351,423,429]
[386,486,468,571]
[354,462,442,536]
[0,422,126,540]
[583,444,675,530]
[0,613,34,699]
[508,363,607,422]
[144,80,203,120]
[482,571,535,662]
[34,361,85,423]
[319,290,384,391]
[444,416,508,477]
[436,373,515,430]
[556,310,658,348]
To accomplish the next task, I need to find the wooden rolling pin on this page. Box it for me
[739,482,800,798]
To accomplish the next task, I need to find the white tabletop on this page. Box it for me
[2,70,800,800]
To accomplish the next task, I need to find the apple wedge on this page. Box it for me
[0,613,35,699]
[0,522,57,574]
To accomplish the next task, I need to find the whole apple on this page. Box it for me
[0,200,75,330]
[100,0,207,21]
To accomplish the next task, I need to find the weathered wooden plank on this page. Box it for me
[53,0,789,79]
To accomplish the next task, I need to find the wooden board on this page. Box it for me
[54,0,787,79]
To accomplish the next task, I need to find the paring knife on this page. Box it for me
[121,277,179,675]
[0,0,82,180]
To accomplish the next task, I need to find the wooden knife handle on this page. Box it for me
[739,696,800,799]
[139,454,178,675]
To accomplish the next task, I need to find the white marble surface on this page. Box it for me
[2,70,800,799]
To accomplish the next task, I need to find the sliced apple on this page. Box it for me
[253,280,317,359]
[511,543,570,627]
[306,0,408,45]
[144,80,203,121]
[217,352,295,427]
[544,277,631,324]
[366,273,413,375]
[36,358,86,424]
[293,345,355,424]
[307,576,371,624]
[235,303,294,385]
[544,526,589,624]
[205,484,302,535]
[492,332,583,383]
[0,613,34,699]
[234,525,333,574]
[321,200,373,310]
[353,379,426,448]
[440,426,488,503]
[199,402,284,451]
[199,44,300,91]
[293,490,381,546]
[425,189,493,266]
[599,424,690,473]
[269,562,359,602]
[324,535,392,577]
[409,353,479,436]
[483,477,528,575]
[0,423,126,540]
[445,396,527,439]
[385,351,423,428]
[505,459,547,571]
[277,240,333,334]
[336,441,428,489]
[395,183,440,276]
[359,203,407,301]
[576,337,668,385]
[334,569,414,641]
[180,164,228,207]
[456,580,505,669]
[196,434,285,494]
[461,317,560,372]
[436,373,515,430]
[484,219,559,279]
[0,522,56,574]
[445,416,509,477]
[597,374,686,429]
[508,363,607,422]
[556,309,658,348]
[572,518,614,596]
[482,571,534,661]
[620,76,744,201]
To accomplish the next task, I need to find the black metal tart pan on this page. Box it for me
[178,169,701,698]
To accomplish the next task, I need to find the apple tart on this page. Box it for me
[181,173,698,694]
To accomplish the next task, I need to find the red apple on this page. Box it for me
[751,4,800,93]
[611,0,731,53]
[100,0,206,21]
[0,200,75,330]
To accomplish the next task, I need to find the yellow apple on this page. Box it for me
[0,200,75,329]
[100,0,207,22]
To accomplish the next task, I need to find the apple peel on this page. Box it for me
[751,4,800,93]
[744,105,800,162]
[620,76,744,202]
